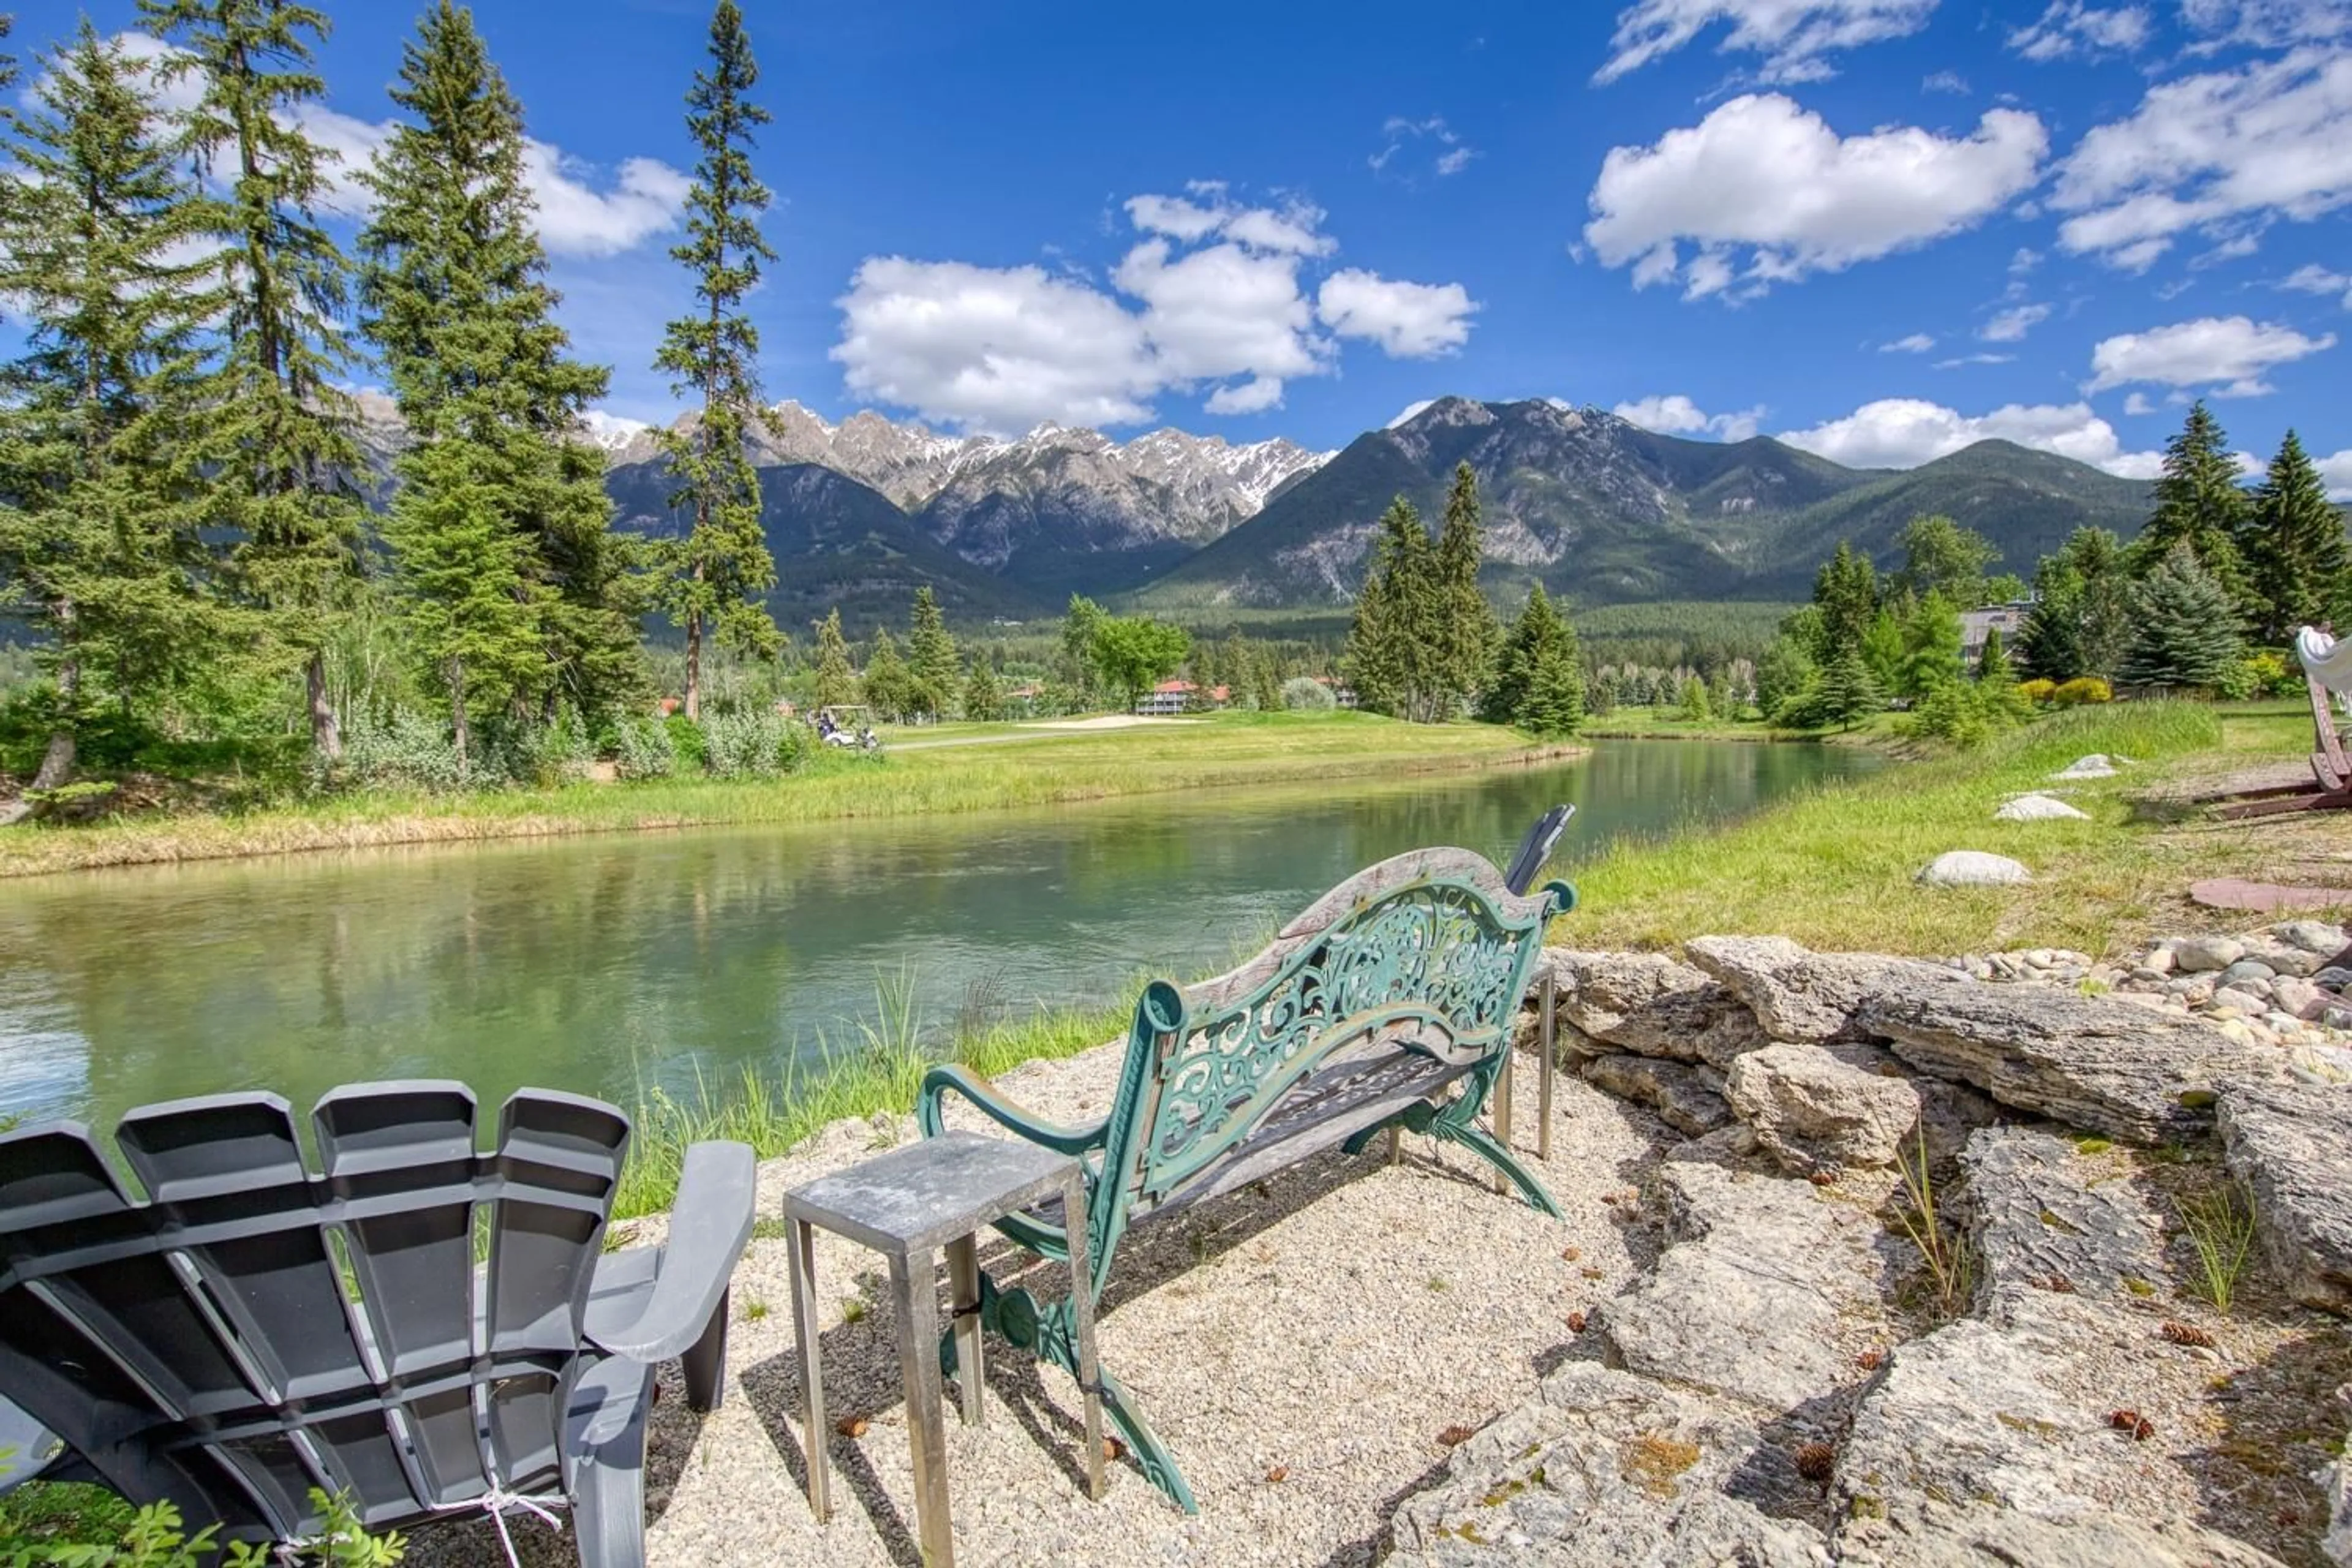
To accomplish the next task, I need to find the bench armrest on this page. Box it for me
[918,1064,1107,1156]
[587,1139,754,1363]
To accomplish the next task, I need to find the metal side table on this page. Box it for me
[784,1130,1104,1566]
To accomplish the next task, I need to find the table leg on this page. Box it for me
[1058,1174,1105,1502]
[891,1250,955,1567]
[1537,971,1556,1163]
[786,1215,830,1522]
[946,1233,985,1428]
[1493,1048,1514,1193]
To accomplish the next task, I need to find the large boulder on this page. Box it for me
[1917,850,2033,887]
[1387,1362,1828,1567]
[1580,1055,1733,1137]
[1602,1156,1889,1411]
[1855,978,2277,1143]
[1962,1128,2168,1313]
[1994,794,2090,822]
[1724,1043,1921,1177]
[1539,950,1737,1063]
[1684,935,1965,1044]
[2216,1079,2352,1315]
[1835,1500,2285,1567]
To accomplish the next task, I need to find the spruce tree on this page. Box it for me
[652,0,782,718]
[861,628,909,720]
[2016,573,2087,683]
[1812,541,1877,653]
[359,2,631,761]
[1250,647,1282,713]
[0,24,230,789]
[904,586,958,719]
[1976,624,2015,685]
[1433,462,1498,712]
[2136,401,2250,601]
[1679,675,1711,723]
[2242,430,2346,645]
[1481,586,1581,736]
[962,656,1003,722]
[1347,497,1442,720]
[810,608,857,709]
[1219,628,1251,705]
[1815,643,1880,732]
[143,0,368,764]
[2119,545,2245,690]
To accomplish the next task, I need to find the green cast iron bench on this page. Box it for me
[913,839,1574,1512]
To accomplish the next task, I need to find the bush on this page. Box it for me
[2052,677,2113,707]
[1281,677,1336,712]
[612,715,676,780]
[665,713,707,772]
[481,707,592,788]
[701,709,800,780]
[331,708,466,793]
[2232,650,2302,699]
[1907,680,2006,749]
[2016,678,2057,706]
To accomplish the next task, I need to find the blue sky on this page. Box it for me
[23,0,2352,490]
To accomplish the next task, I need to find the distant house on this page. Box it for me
[1961,601,2034,668]
[1312,675,1360,710]
[1135,679,1195,717]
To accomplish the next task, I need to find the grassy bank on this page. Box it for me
[0,710,1572,880]
[1562,700,2323,957]
[1577,708,1903,745]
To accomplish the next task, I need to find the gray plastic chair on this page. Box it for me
[0,1082,753,1568]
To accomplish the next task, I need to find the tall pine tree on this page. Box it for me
[904,586,958,720]
[0,24,231,790]
[2135,401,2250,603]
[1811,541,1878,656]
[810,608,858,709]
[1433,462,1498,711]
[143,0,368,763]
[2242,430,2346,645]
[1346,497,1447,720]
[358,2,635,763]
[652,0,781,718]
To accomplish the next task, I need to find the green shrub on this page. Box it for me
[481,707,592,788]
[2051,677,2113,706]
[702,709,794,779]
[0,1487,402,1566]
[612,715,676,781]
[2016,677,2056,706]
[331,709,465,793]
[664,714,707,773]
[1907,680,2019,749]
[2223,650,2301,701]
[1281,677,1335,712]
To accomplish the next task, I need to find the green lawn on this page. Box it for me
[0,709,1573,878]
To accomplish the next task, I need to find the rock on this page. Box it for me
[2328,1006,2352,1031]
[1993,793,2090,822]
[1962,1128,2168,1311]
[1387,1363,1828,1567]
[1540,949,1712,1062]
[2274,976,2328,1019]
[1580,1054,1733,1137]
[2277,919,2347,956]
[2316,967,2352,989]
[2217,1079,2352,1316]
[2172,935,2245,973]
[1684,936,1964,1045]
[1602,1156,1888,1411]
[1834,1501,2286,1567]
[1724,1043,1922,1177]
[2049,754,2119,779]
[2211,986,2274,1017]
[1917,851,2032,887]
[2257,944,2323,978]
[2323,1425,2352,1568]
[2288,1044,2352,1085]
[2141,945,2177,974]
[1856,979,2278,1142]
[2217,959,2278,991]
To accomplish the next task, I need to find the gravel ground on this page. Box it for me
[400,1039,1676,1568]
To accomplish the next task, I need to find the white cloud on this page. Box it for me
[1583,96,2046,297]
[1612,393,1766,440]
[2050,49,2352,269]
[1922,69,1970,92]
[2123,391,2158,414]
[1981,303,2051,341]
[2317,445,2352,501]
[1388,399,1438,428]
[2283,262,2352,306]
[2085,314,2337,394]
[1936,352,2016,366]
[1881,332,1937,352]
[1594,0,1938,85]
[1315,271,1479,356]
[1370,116,1478,180]
[2182,0,2352,49]
[1780,396,2161,475]
[2007,1,2151,60]
[833,195,1476,433]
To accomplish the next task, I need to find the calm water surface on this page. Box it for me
[0,739,1875,1129]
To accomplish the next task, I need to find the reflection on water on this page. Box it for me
[0,740,1874,1129]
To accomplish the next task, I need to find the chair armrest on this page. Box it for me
[917,1064,1108,1156]
[587,1140,754,1364]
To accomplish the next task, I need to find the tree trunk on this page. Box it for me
[450,658,470,780]
[31,618,80,791]
[685,609,703,720]
[307,649,341,763]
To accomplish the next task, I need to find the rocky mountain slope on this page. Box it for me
[1137,397,2154,609]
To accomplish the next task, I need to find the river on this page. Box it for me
[0,739,1875,1130]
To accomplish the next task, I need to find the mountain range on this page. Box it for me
[352,394,2161,630]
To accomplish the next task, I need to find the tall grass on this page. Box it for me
[612,971,1126,1219]
[1566,701,2235,957]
